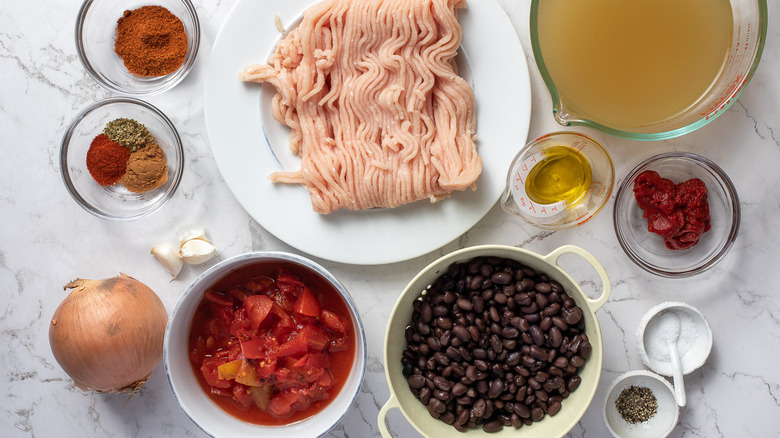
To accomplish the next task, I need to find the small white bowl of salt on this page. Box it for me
[636,302,713,406]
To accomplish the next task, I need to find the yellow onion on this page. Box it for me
[49,274,168,393]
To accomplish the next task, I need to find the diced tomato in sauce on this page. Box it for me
[188,262,355,425]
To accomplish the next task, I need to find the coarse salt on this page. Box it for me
[645,309,698,362]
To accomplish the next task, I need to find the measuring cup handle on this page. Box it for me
[378,394,400,438]
[543,245,611,312]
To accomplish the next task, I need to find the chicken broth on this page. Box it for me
[537,0,733,130]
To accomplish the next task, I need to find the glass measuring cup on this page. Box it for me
[529,0,767,141]
[501,132,614,230]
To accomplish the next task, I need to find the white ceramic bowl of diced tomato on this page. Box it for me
[165,251,367,437]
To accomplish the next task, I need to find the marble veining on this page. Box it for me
[1,0,779,437]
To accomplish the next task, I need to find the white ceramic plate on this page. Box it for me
[205,0,531,265]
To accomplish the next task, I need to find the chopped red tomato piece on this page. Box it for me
[244,295,273,330]
[205,289,234,308]
[232,384,254,409]
[200,357,231,389]
[293,287,321,317]
[269,388,308,418]
[277,334,309,358]
[320,309,347,333]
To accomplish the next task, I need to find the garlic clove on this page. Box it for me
[180,239,217,265]
[151,243,183,278]
[176,224,209,245]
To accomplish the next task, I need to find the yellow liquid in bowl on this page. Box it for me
[537,0,733,130]
[526,146,592,206]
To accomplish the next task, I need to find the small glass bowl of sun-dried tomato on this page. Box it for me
[165,252,366,437]
[613,152,740,278]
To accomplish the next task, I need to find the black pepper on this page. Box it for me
[615,385,658,423]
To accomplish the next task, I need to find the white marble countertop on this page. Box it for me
[2,0,779,437]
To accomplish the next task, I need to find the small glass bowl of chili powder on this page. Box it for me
[613,152,740,278]
[61,97,184,220]
[76,0,200,95]
[165,252,367,437]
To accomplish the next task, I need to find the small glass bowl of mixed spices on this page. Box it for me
[76,0,200,95]
[60,97,184,220]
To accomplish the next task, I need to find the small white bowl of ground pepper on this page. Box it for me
[60,97,184,220]
[76,0,200,95]
[603,370,679,438]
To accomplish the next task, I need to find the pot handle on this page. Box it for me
[543,245,611,312]
[378,394,400,438]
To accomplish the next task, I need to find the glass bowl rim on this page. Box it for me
[59,96,185,221]
[75,0,201,97]
[612,152,741,277]
[529,0,769,141]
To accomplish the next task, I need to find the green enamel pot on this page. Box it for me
[379,245,610,437]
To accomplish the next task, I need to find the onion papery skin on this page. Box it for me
[49,274,168,393]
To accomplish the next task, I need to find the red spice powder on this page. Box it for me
[114,5,188,77]
[86,134,131,186]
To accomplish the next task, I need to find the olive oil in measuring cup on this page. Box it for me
[501,132,614,230]
[525,146,592,206]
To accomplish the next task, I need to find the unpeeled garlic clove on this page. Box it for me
[151,242,183,278]
[176,224,209,245]
[179,239,217,265]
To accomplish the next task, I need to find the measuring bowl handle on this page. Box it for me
[543,245,611,312]
[378,394,400,438]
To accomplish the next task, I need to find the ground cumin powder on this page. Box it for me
[121,143,168,193]
[114,5,187,77]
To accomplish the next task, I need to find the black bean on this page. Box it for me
[567,375,582,392]
[553,356,568,368]
[433,305,448,317]
[515,292,532,306]
[531,407,545,422]
[535,282,552,294]
[434,352,450,366]
[472,296,485,313]
[571,356,585,368]
[456,408,470,426]
[501,326,519,339]
[431,398,447,414]
[449,326,467,344]
[482,420,503,433]
[542,302,561,317]
[521,278,535,291]
[506,352,521,366]
[530,345,548,361]
[514,403,531,418]
[473,348,487,360]
[490,335,503,354]
[548,401,562,416]
[535,294,549,309]
[433,389,450,401]
[529,326,545,346]
[434,376,452,391]
[579,341,592,359]
[421,301,433,323]
[540,316,553,332]
[436,317,452,330]
[563,306,582,325]
[492,271,513,285]
[472,398,487,418]
[456,297,472,311]
[408,374,425,389]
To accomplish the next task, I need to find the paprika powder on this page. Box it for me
[86,134,131,186]
[114,6,188,77]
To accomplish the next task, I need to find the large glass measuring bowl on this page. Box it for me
[530,0,767,141]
